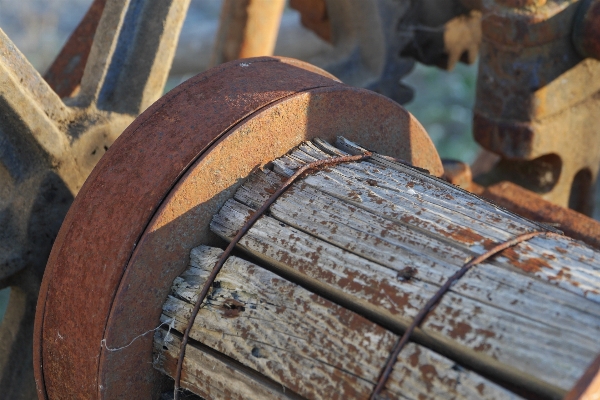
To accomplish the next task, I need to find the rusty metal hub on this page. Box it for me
[34,57,441,399]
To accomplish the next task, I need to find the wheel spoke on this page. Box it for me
[0,2,193,398]
[79,0,190,114]
[0,30,69,162]
[211,0,285,66]
[44,0,108,98]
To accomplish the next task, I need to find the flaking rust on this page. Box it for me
[397,267,418,282]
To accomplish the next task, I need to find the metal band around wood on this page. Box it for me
[173,153,372,399]
[370,230,564,399]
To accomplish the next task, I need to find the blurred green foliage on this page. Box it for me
[403,62,481,165]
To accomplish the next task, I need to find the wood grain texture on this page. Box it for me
[154,328,299,400]
[209,138,600,391]
[155,246,520,400]
[154,137,600,399]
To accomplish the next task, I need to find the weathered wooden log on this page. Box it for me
[155,247,520,400]
[154,137,600,400]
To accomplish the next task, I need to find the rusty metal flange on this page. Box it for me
[34,57,442,399]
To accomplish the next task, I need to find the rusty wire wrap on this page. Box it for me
[370,230,564,399]
[173,153,372,399]
[172,148,567,399]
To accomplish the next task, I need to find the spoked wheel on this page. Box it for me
[0,0,190,397]
[35,57,442,398]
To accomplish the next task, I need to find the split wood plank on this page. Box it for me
[211,199,597,391]
[154,328,300,400]
[155,246,520,400]
[234,170,600,335]
[276,139,600,301]
[209,138,600,392]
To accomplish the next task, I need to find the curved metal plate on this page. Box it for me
[35,57,441,399]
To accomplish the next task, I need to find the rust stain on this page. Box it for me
[408,346,422,368]
[397,267,417,282]
[347,191,362,202]
[400,214,420,226]
[367,191,384,205]
[440,226,486,245]
[476,383,485,395]
[419,363,438,392]
[447,321,473,341]
[502,247,552,274]
[555,246,567,254]
[548,267,580,288]
[476,328,496,340]
[220,298,246,318]
[473,342,492,353]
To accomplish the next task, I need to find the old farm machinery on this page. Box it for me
[0,0,600,399]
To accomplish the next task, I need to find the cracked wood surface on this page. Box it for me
[154,327,298,400]
[155,246,519,400]
[155,138,600,398]
[208,138,600,393]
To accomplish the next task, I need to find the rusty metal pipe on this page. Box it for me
[210,0,285,66]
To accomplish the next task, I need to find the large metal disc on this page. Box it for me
[34,57,442,399]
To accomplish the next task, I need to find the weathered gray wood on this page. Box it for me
[211,199,599,391]
[307,138,599,271]
[155,246,520,400]
[154,328,300,400]
[208,138,600,392]
[235,168,600,332]
[154,137,600,399]
[273,138,600,300]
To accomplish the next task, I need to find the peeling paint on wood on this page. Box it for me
[209,138,600,392]
[155,137,600,399]
[155,246,520,400]
[154,328,299,400]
